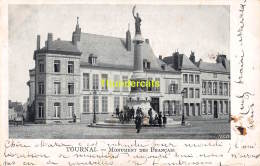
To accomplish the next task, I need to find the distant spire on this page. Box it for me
[128,23,130,31]
[77,16,79,25]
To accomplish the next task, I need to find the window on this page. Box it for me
[189,88,194,98]
[54,103,61,118]
[147,62,151,69]
[225,101,229,114]
[102,96,108,113]
[189,74,194,83]
[213,82,217,95]
[208,101,212,114]
[183,88,188,98]
[38,103,44,118]
[38,60,44,73]
[54,60,60,72]
[68,61,74,73]
[68,103,74,117]
[93,74,99,90]
[122,76,128,92]
[93,96,99,113]
[83,96,89,113]
[202,100,207,114]
[113,75,120,91]
[83,73,90,90]
[101,74,108,90]
[195,75,200,84]
[219,82,223,95]
[202,82,206,94]
[224,83,228,96]
[213,73,217,78]
[208,82,212,95]
[38,82,44,94]
[123,96,128,107]
[155,78,160,92]
[195,89,200,98]
[183,74,188,83]
[89,54,97,65]
[68,83,74,94]
[220,101,223,114]
[169,83,178,94]
[54,82,61,94]
[114,96,120,111]
[148,77,153,92]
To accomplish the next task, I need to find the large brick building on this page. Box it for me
[27,17,230,124]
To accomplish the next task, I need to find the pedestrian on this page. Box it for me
[148,108,153,125]
[163,114,167,128]
[135,112,142,133]
[116,106,119,118]
[158,112,162,127]
[73,113,76,123]
[131,107,135,119]
[153,114,158,126]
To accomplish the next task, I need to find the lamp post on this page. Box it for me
[181,89,185,126]
[93,90,97,124]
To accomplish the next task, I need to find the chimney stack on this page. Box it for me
[46,33,53,49]
[189,51,195,64]
[36,35,40,50]
[125,23,131,51]
[159,55,162,60]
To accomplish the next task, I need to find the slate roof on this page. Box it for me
[198,61,227,73]
[163,54,199,71]
[37,40,81,55]
[77,33,174,72]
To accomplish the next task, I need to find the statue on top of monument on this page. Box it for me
[132,5,142,35]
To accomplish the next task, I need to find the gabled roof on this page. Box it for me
[78,33,173,72]
[162,54,199,71]
[181,54,199,70]
[37,40,81,55]
[197,61,229,73]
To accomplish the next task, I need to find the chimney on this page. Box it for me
[216,54,227,68]
[46,33,53,49]
[189,51,195,63]
[125,23,131,51]
[36,35,40,50]
[145,39,149,44]
[159,55,162,60]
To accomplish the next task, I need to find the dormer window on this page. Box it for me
[143,59,151,70]
[161,64,166,70]
[89,54,97,65]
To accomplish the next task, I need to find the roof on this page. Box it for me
[180,54,199,70]
[78,33,173,72]
[162,54,199,71]
[198,61,229,73]
[37,40,81,55]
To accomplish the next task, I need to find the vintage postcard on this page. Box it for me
[0,0,260,165]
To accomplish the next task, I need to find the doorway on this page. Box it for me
[214,101,218,118]
[151,97,159,113]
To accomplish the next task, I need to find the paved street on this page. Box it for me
[9,120,230,139]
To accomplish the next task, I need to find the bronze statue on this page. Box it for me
[132,5,142,35]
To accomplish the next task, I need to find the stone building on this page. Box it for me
[27,17,230,124]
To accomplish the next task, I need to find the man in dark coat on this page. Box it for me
[148,108,153,125]
[131,107,135,119]
[163,114,167,128]
[116,106,119,118]
[135,112,142,133]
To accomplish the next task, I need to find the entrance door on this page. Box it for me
[151,97,159,113]
[214,101,218,118]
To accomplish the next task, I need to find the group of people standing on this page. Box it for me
[115,106,167,133]
[148,108,167,127]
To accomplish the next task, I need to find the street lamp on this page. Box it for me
[180,89,185,126]
[93,90,97,124]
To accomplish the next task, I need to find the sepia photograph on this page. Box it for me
[8,4,230,139]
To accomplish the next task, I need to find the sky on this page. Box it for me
[8,4,230,103]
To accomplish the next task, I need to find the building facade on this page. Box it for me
[27,18,230,124]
